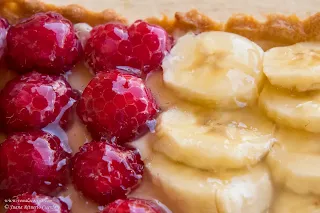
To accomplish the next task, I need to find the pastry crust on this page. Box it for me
[1,0,320,49]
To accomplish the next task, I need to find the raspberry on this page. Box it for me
[0,18,9,28]
[6,12,82,74]
[5,193,70,213]
[71,141,144,205]
[0,17,9,61]
[102,198,169,213]
[76,70,158,143]
[0,131,71,198]
[0,71,75,133]
[85,21,171,75]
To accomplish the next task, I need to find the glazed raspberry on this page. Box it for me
[0,18,9,28]
[77,70,158,143]
[5,193,70,213]
[85,20,171,75]
[0,131,71,198]
[102,198,168,213]
[0,71,75,133]
[6,12,82,74]
[0,17,9,60]
[71,141,144,205]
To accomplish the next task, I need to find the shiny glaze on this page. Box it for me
[0,18,8,60]
[0,131,71,198]
[6,12,81,74]
[0,72,75,133]
[102,198,169,213]
[162,32,264,108]
[0,21,320,213]
[76,71,158,143]
[84,21,171,75]
[0,60,174,212]
[71,141,144,205]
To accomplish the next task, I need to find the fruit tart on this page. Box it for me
[1,0,320,213]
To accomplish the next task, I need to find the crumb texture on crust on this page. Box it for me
[1,0,320,49]
[0,0,128,25]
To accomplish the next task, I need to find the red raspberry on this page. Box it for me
[6,12,82,74]
[77,70,158,143]
[0,131,71,198]
[5,193,70,213]
[0,17,9,61]
[0,18,9,28]
[0,71,75,133]
[102,198,169,213]
[85,20,171,75]
[71,141,144,205]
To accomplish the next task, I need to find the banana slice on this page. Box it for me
[264,42,320,92]
[272,191,320,213]
[146,153,273,213]
[153,108,276,170]
[145,70,205,113]
[162,31,264,109]
[267,127,320,195]
[259,83,320,133]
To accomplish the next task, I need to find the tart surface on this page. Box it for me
[3,0,320,50]
[1,1,320,213]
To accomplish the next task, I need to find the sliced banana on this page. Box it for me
[146,153,273,213]
[264,42,320,92]
[259,83,320,133]
[162,31,264,109]
[267,127,320,195]
[272,191,320,213]
[145,70,204,113]
[153,108,276,170]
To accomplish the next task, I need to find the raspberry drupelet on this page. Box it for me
[71,141,144,205]
[77,70,158,144]
[0,131,71,198]
[85,20,172,75]
[6,12,82,74]
[102,198,169,213]
[0,71,75,133]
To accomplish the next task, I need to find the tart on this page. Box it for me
[0,0,320,213]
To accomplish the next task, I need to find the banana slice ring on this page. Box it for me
[264,42,320,92]
[259,83,320,133]
[272,191,320,213]
[154,108,276,170]
[162,31,264,109]
[147,153,273,213]
[267,127,320,195]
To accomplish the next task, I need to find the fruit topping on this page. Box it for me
[0,131,71,198]
[6,12,82,74]
[0,18,9,29]
[147,153,273,213]
[162,31,264,109]
[77,70,158,143]
[5,193,70,213]
[0,71,75,133]
[71,141,144,205]
[263,42,320,92]
[102,198,168,213]
[154,108,275,170]
[0,17,9,61]
[259,83,320,133]
[85,20,171,75]
[266,127,320,195]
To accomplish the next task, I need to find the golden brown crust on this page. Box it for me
[0,0,127,25]
[2,0,320,50]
